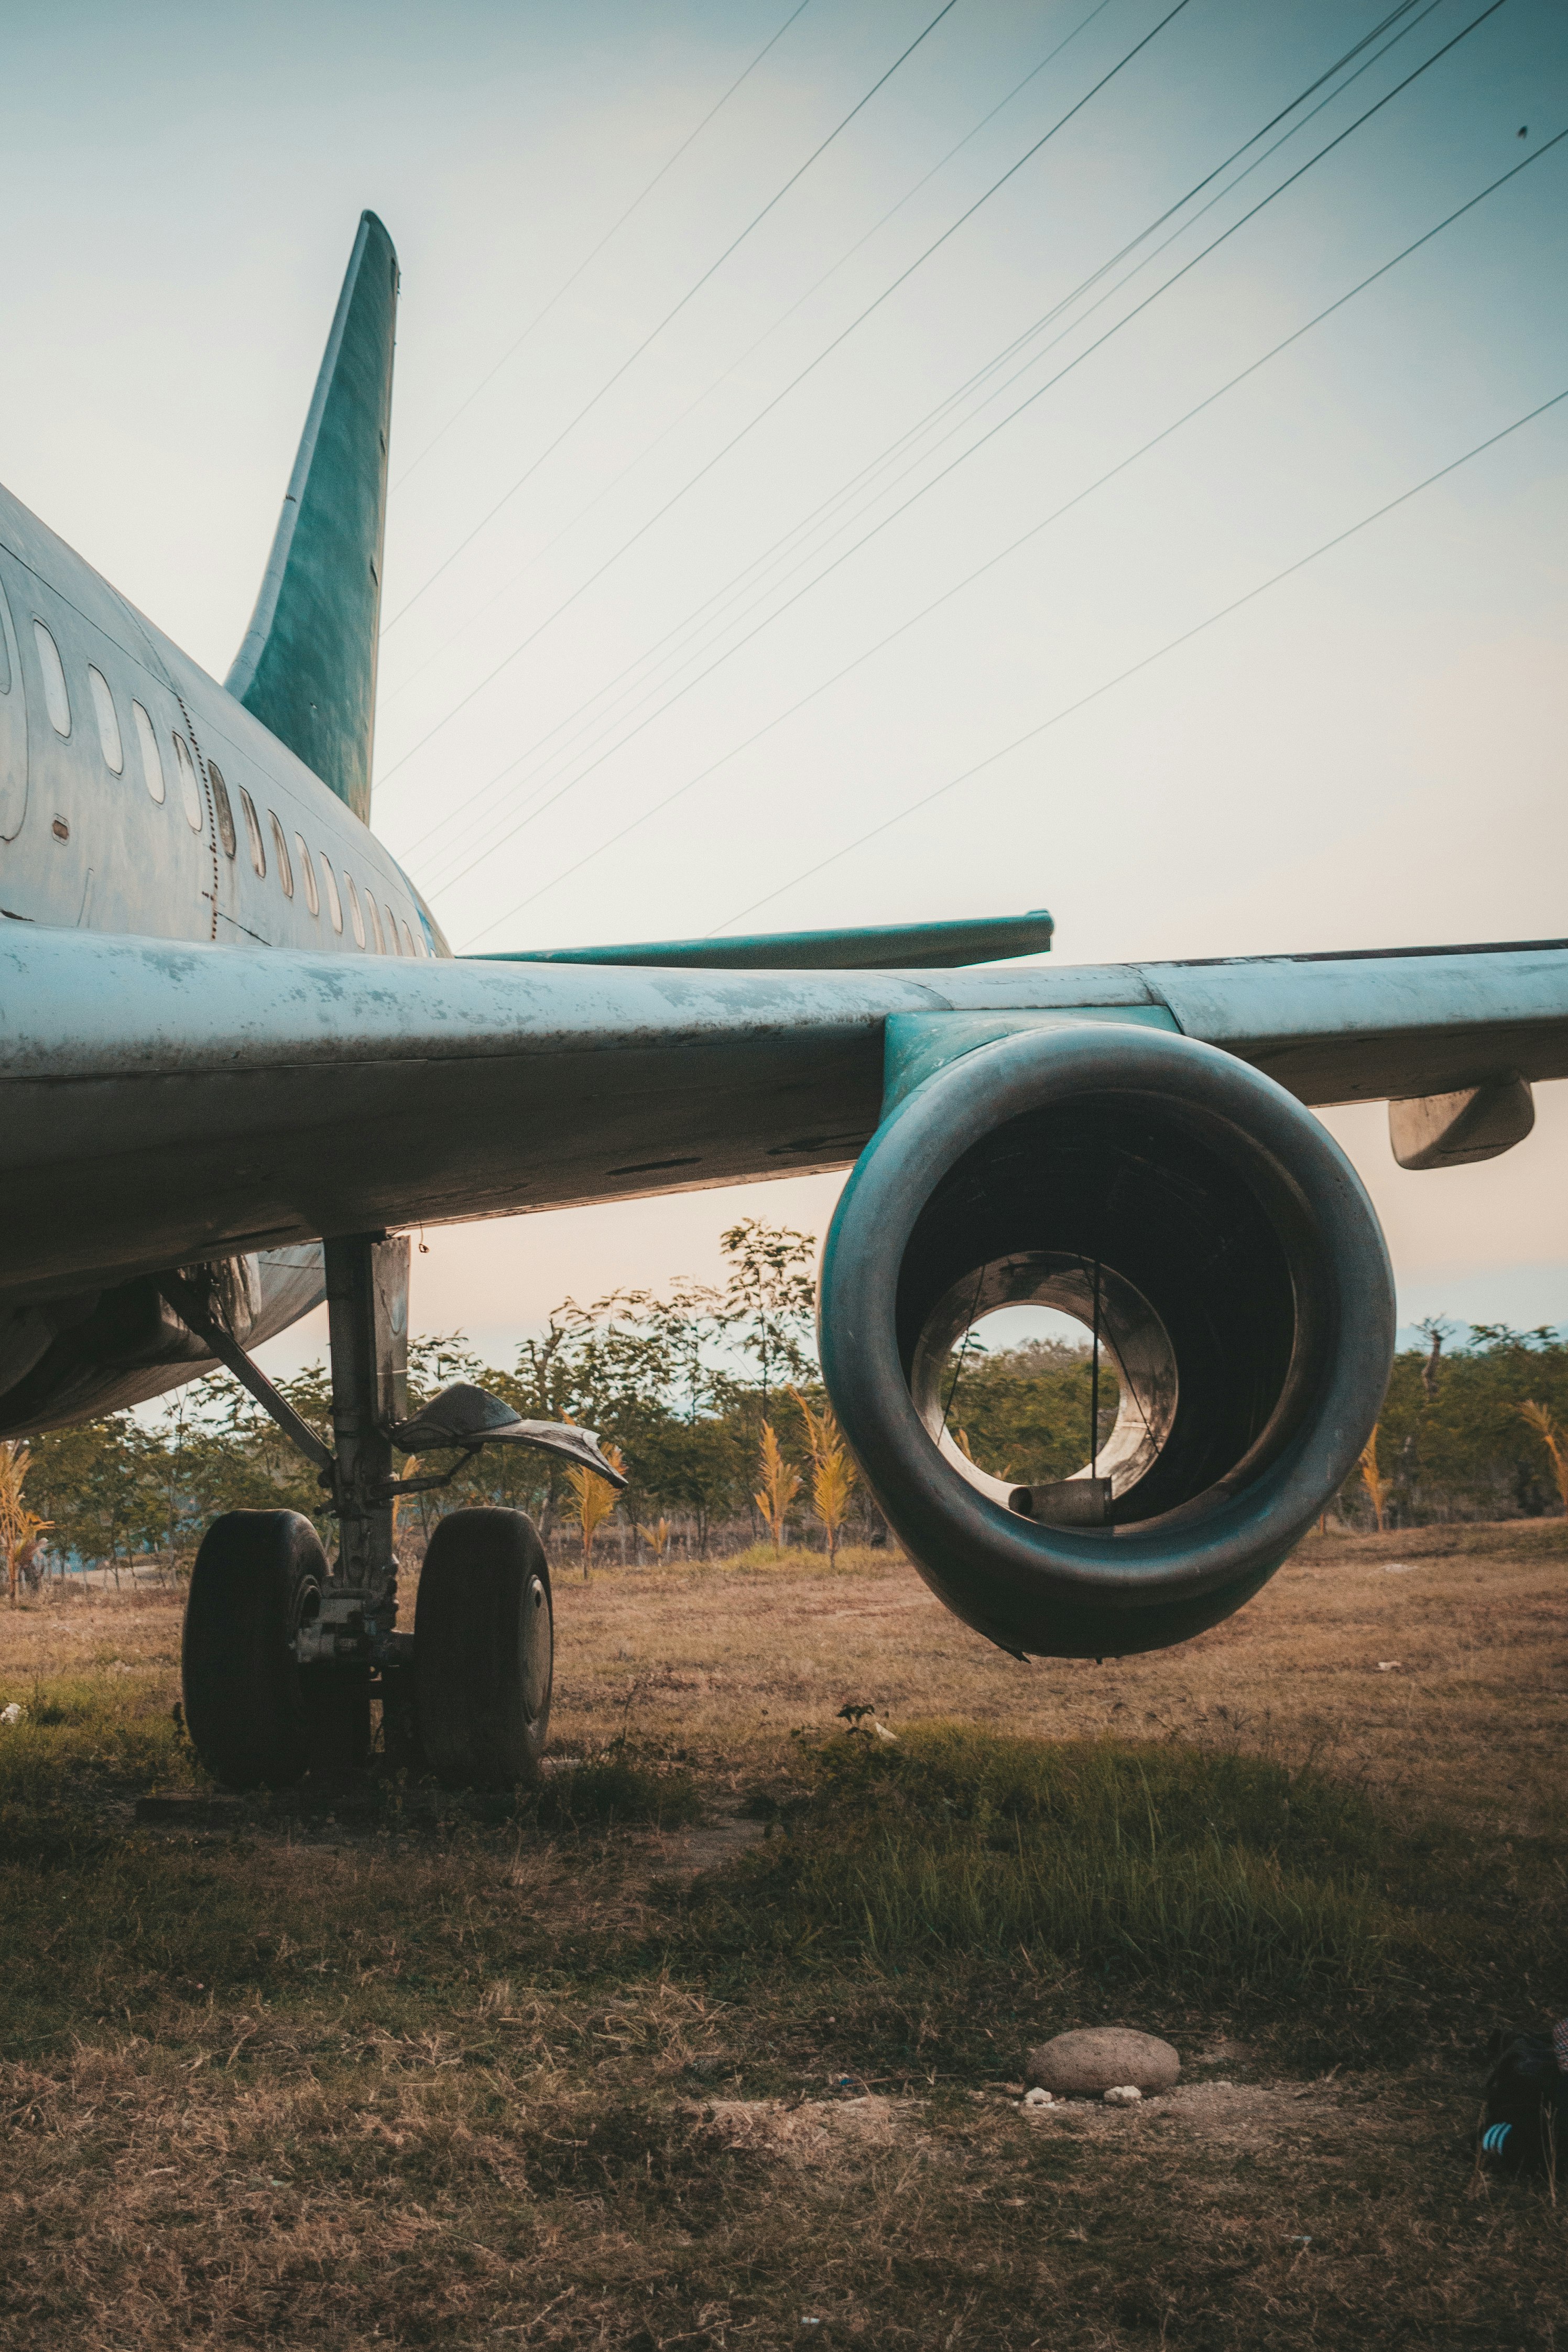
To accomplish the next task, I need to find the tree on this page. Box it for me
[720,1221,816,1416]
[567,1442,625,1578]
[1516,1400,1568,1511]
[1359,1427,1390,1532]
[793,1392,857,1562]
[0,1443,51,1599]
[754,1422,801,1552]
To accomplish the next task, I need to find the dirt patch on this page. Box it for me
[703,2091,928,2168]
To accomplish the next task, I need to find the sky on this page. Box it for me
[0,0,1564,1369]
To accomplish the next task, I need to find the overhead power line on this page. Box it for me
[434,0,1504,916]
[390,0,816,493]
[407,0,1436,886]
[376,0,1199,784]
[377,0,1120,727]
[444,127,1565,938]
[382,0,965,634]
[713,387,1568,934]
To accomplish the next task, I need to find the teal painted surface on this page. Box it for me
[882,1006,1180,1118]
[471,909,1054,973]
[225,213,397,823]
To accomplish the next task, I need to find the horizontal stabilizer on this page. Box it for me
[225,212,397,822]
[469,909,1054,973]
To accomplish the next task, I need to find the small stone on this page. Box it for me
[1103,2084,1142,2107]
[1022,2087,1053,2109]
[0,1703,23,1727]
[1025,2028,1180,2098]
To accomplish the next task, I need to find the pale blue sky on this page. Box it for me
[1,0,1563,1363]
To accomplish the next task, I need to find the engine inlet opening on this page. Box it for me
[911,1267,1178,1527]
[895,1097,1299,1532]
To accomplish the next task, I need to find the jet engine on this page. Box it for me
[818,1022,1394,1659]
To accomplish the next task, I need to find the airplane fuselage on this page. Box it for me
[0,476,451,1431]
[0,484,439,962]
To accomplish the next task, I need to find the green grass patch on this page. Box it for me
[537,1751,702,1831]
[0,1672,192,1823]
[692,1725,1505,2010]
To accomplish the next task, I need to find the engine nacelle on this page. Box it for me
[819,1021,1394,1659]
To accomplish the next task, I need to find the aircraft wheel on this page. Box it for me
[182,1510,363,1788]
[415,1508,553,1788]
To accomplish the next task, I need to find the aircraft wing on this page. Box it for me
[3,922,1567,1301]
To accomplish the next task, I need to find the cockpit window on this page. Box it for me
[319,853,343,933]
[296,834,319,916]
[344,872,366,948]
[384,902,400,954]
[269,813,293,897]
[401,919,417,958]
[366,893,386,953]
[32,622,70,736]
[238,787,266,877]
[172,733,203,830]
[86,667,123,773]
[208,762,237,858]
[132,703,165,803]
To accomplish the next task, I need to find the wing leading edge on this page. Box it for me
[3,924,1566,1301]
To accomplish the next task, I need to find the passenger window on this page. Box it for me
[32,621,70,736]
[172,732,203,830]
[366,894,385,954]
[318,853,343,932]
[296,834,319,917]
[344,873,366,948]
[86,667,123,772]
[208,762,237,858]
[269,813,293,897]
[131,703,166,802]
[238,787,266,877]
[384,902,400,954]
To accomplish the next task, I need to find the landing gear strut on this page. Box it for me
[162,1235,620,1791]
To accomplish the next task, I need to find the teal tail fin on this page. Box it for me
[225,211,398,823]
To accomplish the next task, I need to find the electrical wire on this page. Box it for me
[418,1,1459,899]
[391,0,1428,865]
[449,126,1564,931]
[447,4,1518,930]
[375,0,1199,779]
[712,385,1568,931]
[382,0,966,635]
[377,0,1119,722]
[390,0,816,494]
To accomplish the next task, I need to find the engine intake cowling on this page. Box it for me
[818,1022,1394,1659]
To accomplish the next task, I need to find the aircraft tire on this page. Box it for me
[182,1510,335,1789]
[415,1508,553,1788]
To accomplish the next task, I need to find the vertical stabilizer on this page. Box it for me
[226,212,397,823]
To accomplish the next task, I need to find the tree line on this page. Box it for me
[5,1231,1568,1586]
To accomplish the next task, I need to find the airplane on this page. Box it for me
[2,212,1562,1794]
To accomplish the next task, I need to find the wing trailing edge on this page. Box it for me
[225,211,397,824]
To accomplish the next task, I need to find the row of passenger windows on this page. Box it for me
[26,616,426,957]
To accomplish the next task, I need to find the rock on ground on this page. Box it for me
[1026,2028,1180,2097]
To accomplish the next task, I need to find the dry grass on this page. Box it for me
[0,1521,1563,2348]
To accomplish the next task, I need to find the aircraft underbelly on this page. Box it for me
[0,1244,325,1439]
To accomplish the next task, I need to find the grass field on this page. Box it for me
[0,1520,1564,2349]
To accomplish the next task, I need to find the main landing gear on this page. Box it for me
[161,1235,622,1791]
